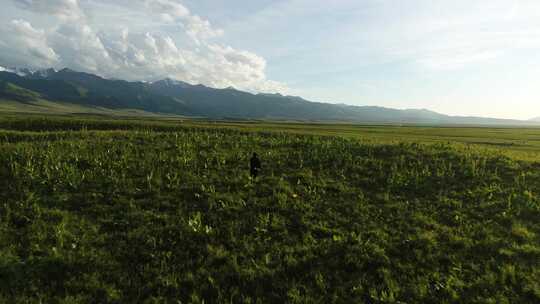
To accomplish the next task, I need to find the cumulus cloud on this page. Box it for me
[0,19,58,67]
[145,0,223,44]
[146,0,189,19]
[49,23,115,73]
[0,0,287,93]
[182,15,224,44]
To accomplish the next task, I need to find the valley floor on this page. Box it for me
[0,114,539,303]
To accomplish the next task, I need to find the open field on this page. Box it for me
[3,113,540,160]
[1,114,539,303]
[184,121,540,161]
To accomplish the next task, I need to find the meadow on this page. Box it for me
[0,115,539,303]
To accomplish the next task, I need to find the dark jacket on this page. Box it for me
[250,155,261,175]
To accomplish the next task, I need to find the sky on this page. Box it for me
[1,0,540,119]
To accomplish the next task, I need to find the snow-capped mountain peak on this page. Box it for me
[0,66,24,75]
[0,66,58,78]
[152,77,193,88]
[32,68,58,78]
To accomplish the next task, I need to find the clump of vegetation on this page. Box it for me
[0,116,539,303]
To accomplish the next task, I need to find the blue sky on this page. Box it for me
[1,0,540,119]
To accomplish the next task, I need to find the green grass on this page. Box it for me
[3,83,42,99]
[0,99,182,117]
[183,121,540,161]
[0,114,539,303]
[3,113,538,159]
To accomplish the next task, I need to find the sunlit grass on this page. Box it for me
[0,114,539,302]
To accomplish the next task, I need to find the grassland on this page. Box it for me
[0,114,539,303]
[183,120,540,160]
[0,99,176,117]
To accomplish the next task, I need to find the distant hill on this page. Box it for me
[0,69,192,115]
[0,67,537,125]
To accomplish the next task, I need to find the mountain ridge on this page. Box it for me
[0,67,537,125]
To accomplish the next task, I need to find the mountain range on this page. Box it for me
[0,67,537,125]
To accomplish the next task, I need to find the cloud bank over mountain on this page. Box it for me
[0,0,287,93]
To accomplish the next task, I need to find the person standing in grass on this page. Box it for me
[250,152,261,178]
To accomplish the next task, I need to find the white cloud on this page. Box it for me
[223,0,540,74]
[95,30,286,92]
[145,0,224,44]
[13,0,83,20]
[1,0,287,93]
[182,15,224,44]
[0,19,58,67]
[145,0,189,19]
[49,23,115,73]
